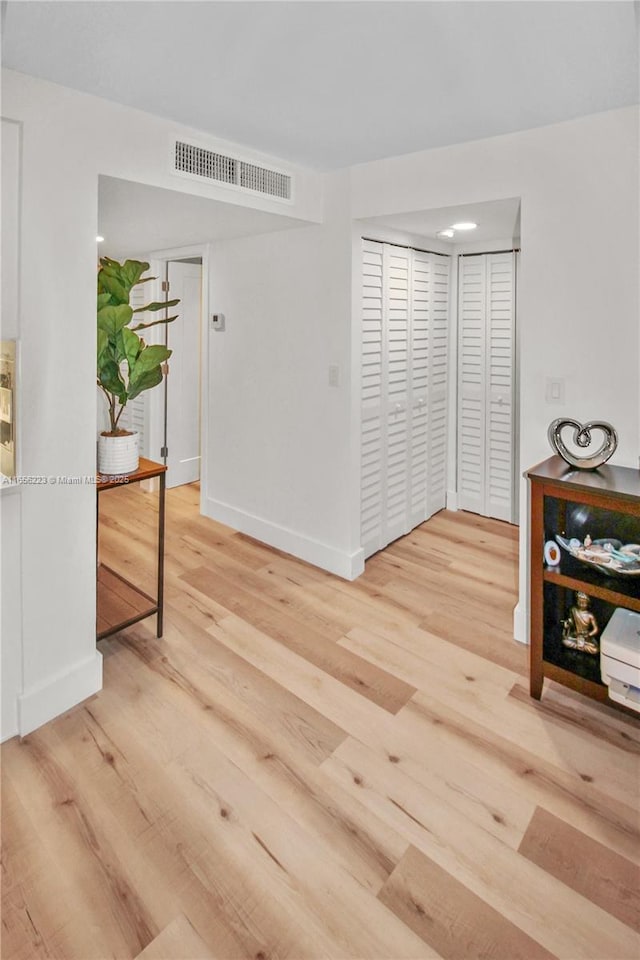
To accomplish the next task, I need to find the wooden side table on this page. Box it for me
[97,457,167,640]
[526,455,640,709]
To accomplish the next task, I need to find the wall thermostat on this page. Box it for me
[211,313,225,331]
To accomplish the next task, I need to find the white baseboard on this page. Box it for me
[446,489,458,511]
[203,497,364,580]
[18,651,103,737]
[513,601,528,645]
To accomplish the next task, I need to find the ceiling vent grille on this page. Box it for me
[175,141,236,184]
[174,140,292,200]
[239,161,290,200]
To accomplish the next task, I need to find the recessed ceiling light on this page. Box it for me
[96,235,105,243]
[451,222,477,231]
[436,229,455,239]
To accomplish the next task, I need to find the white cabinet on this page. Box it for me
[457,251,516,523]
[360,240,450,559]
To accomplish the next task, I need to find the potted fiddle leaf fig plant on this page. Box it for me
[97,257,179,475]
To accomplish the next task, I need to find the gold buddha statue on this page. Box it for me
[561,591,599,655]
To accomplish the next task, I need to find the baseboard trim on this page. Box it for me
[18,650,103,736]
[203,497,364,580]
[513,601,528,645]
[446,490,458,511]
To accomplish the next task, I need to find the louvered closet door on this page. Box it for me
[360,240,386,557]
[457,255,487,516]
[427,254,450,518]
[361,241,451,559]
[408,250,430,529]
[384,244,411,545]
[486,253,515,522]
[457,252,515,522]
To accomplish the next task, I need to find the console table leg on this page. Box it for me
[157,472,166,638]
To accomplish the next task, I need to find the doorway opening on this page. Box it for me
[97,173,304,505]
[355,196,522,563]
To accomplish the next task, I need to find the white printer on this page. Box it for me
[600,607,640,713]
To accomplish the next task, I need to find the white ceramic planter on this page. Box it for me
[97,431,139,476]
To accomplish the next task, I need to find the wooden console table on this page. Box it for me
[97,457,167,640]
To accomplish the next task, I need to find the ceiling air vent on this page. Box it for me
[174,140,292,201]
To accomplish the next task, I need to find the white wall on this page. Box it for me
[351,107,640,640]
[206,171,360,578]
[1,117,23,740]
[1,69,323,738]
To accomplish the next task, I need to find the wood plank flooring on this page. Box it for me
[2,483,639,960]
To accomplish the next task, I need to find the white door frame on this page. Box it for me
[144,242,210,513]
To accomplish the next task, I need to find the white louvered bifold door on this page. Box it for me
[457,255,486,515]
[361,241,450,559]
[486,253,516,522]
[457,252,515,522]
[360,240,386,557]
[384,244,411,545]
[408,250,430,529]
[426,254,450,518]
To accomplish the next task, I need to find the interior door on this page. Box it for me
[426,253,450,518]
[360,240,386,557]
[457,255,487,516]
[457,252,516,522]
[165,260,202,488]
[361,241,450,559]
[485,252,516,522]
[383,244,411,545]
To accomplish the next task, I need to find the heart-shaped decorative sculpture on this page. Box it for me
[548,418,618,470]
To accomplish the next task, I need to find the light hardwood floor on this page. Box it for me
[2,483,639,960]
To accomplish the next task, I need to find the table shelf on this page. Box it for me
[97,564,157,640]
[543,568,640,613]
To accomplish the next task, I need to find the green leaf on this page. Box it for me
[97,292,112,311]
[97,304,133,337]
[98,360,127,403]
[122,260,149,289]
[99,256,120,270]
[133,343,171,373]
[131,315,178,332]
[98,272,129,304]
[121,327,142,371]
[127,365,163,402]
[132,298,180,314]
[97,328,109,363]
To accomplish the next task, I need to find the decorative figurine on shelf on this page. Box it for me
[548,418,618,470]
[561,591,600,655]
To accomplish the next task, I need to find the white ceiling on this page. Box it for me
[365,197,521,245]
[98,175,304,257]
[3,2,638,170]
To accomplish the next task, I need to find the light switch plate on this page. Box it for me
[211,313,225,331]
[545,377,565,403]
